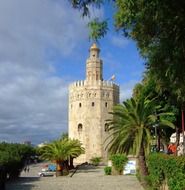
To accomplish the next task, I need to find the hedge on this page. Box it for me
[147,153,185,190]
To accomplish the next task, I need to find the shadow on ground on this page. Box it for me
[70,164,102,176]
[6,177,40,190]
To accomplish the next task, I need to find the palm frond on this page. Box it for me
[105,97,174,158]
[159,119,175,129]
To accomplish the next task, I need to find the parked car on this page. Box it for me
[38,164,56,177]
[38,170,56,177]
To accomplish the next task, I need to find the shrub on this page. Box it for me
[104,166,112,175]
[147,153,185,190]
[110,154,128,175]
[90,156,102,166]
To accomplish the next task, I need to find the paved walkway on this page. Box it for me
[6,164,144,190]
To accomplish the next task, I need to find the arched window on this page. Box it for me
[78,123,83,132]
[105,102,108,107]
[92,102,95,107]
[79,103,82,107]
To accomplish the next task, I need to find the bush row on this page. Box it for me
[147,153,185,190]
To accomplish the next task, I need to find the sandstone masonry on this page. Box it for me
[68,44,120,163]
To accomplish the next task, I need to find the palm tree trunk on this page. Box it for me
[62,160,69,176]
[69,157,74,169]
[56,162,62,177]
[138,145,148,177]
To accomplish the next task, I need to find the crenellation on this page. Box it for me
[69,80,119,90]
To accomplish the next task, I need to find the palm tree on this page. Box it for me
[68,139,84,169]
[106,98,174,178]
[39,138,84,176]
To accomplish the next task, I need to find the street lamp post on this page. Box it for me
[152,123,158,152]
[155,124,158,148]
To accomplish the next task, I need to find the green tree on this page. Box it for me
[0,142,35,183]
[133,72,180,147]
[115,0,185,99]
[106,98,175,180]
[69,0,109,42]
[39,138,84,176]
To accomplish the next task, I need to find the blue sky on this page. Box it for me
[0,0,145,144]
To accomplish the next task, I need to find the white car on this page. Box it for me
[38,170,56,177]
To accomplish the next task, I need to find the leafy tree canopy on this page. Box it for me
[0,143,35,166]
[0,143,35,179]
[39,138,85,162]
[69,0,109,42]
[133,72,179,142]
[133,72,178,124]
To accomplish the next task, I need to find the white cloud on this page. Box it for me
[0,66,69,144]
[0,0,103,144]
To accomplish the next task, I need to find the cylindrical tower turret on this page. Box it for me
[86,43,103,81]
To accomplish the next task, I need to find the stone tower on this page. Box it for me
[68,44,119,163]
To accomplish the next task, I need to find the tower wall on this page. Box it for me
[68,44,120,163]
[68,80,119,163]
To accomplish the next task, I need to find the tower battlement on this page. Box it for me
[69,80,119,90]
